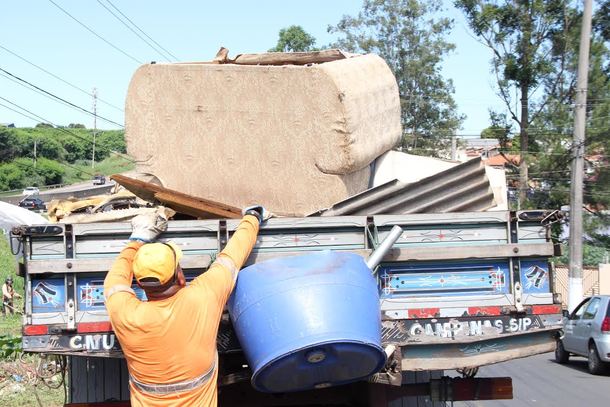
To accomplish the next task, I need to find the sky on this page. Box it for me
[0,0,505,135]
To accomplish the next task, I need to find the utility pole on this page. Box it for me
[33,139,37,168]
[568,0,593,312]
[92,88,97,169]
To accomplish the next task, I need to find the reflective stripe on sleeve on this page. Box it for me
[213,256,239,283]
[104,284,136,300]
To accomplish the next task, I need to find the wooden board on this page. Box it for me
[111,174,241,219]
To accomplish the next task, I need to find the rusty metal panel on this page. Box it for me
[311,157,495,216]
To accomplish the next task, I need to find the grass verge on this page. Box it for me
[1,237,65,406]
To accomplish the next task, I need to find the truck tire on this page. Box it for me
[554,340,569,364]
[588,343,607,375]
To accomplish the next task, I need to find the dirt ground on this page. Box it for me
[0,355,65,407]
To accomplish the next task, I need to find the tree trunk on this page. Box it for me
[518,0,532,206]
[519,87,529,205]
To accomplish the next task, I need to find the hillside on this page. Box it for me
[0,125,133,191]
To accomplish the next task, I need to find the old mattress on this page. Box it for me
[125,51,401,215]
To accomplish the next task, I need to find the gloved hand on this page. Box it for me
[129,211,169,242]
[242,205,273,223]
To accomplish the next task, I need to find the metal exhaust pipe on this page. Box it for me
[366,225,403,270]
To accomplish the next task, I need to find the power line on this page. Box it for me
[0,104,99,178]
[0,95,135,163]
[0,95,97,143]
[96,0,177,62]
[0,69,114,127]
[0,69,88,116]
[0,42,123,112]
[0,100,43,125]
[46,0,142,64]
[0,66,124,127]
[105,0,178,61]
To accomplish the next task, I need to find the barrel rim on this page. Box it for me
[250,339,387,393]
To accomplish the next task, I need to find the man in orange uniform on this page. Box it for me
[104,206,268,406]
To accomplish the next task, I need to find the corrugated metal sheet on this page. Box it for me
[310,157,495,216]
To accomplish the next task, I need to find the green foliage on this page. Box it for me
[0,127,20,163]
[68,123,86,128]
[61,154,134,185]
[0,126,127,191]
[62,136,88,163]
[35,158,65,185]
[328,0,463,155]
[594,0,610,41]
[0,335,22,360]
[480,111,513,149]
[0,163,25,191]
[556,243,610,267]
[456,0,575,203]
[269,25,318,52]
[521,2,610,244]
[0,237,18,289]
[37,138,64,161]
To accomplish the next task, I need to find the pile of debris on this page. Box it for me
[47,49,506,224]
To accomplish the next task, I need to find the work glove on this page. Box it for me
[129,211,169,242]
[242,205,273,224]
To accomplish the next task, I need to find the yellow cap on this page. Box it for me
[133,242,183,284]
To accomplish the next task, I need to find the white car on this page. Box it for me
[22,187,40,196]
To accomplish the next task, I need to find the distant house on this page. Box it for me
[0,122,16,128]
[484,153,521,169]
[455,138,501,162]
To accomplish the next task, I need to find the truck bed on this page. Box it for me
[14,211,562,373]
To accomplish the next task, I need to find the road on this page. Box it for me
[1,181,115,205]
[454,352,609,407]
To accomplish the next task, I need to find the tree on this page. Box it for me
[0,162,24,190]
[35,158,65,185]
[456,0,574,204]
[480,110,513,149]
[328,0,463,155]
[514,1,610,249]
[38,138,64,161]
[0,128,19,162]
[269,26,317,52]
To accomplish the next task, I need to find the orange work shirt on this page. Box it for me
[104,215,259,407]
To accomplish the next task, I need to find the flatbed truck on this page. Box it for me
[11,210,563,406]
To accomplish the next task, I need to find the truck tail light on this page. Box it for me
[77,322,113,333]
[601,317,610,333]
[23,325,49,335]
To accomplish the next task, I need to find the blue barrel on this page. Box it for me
[228,251,385,393]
